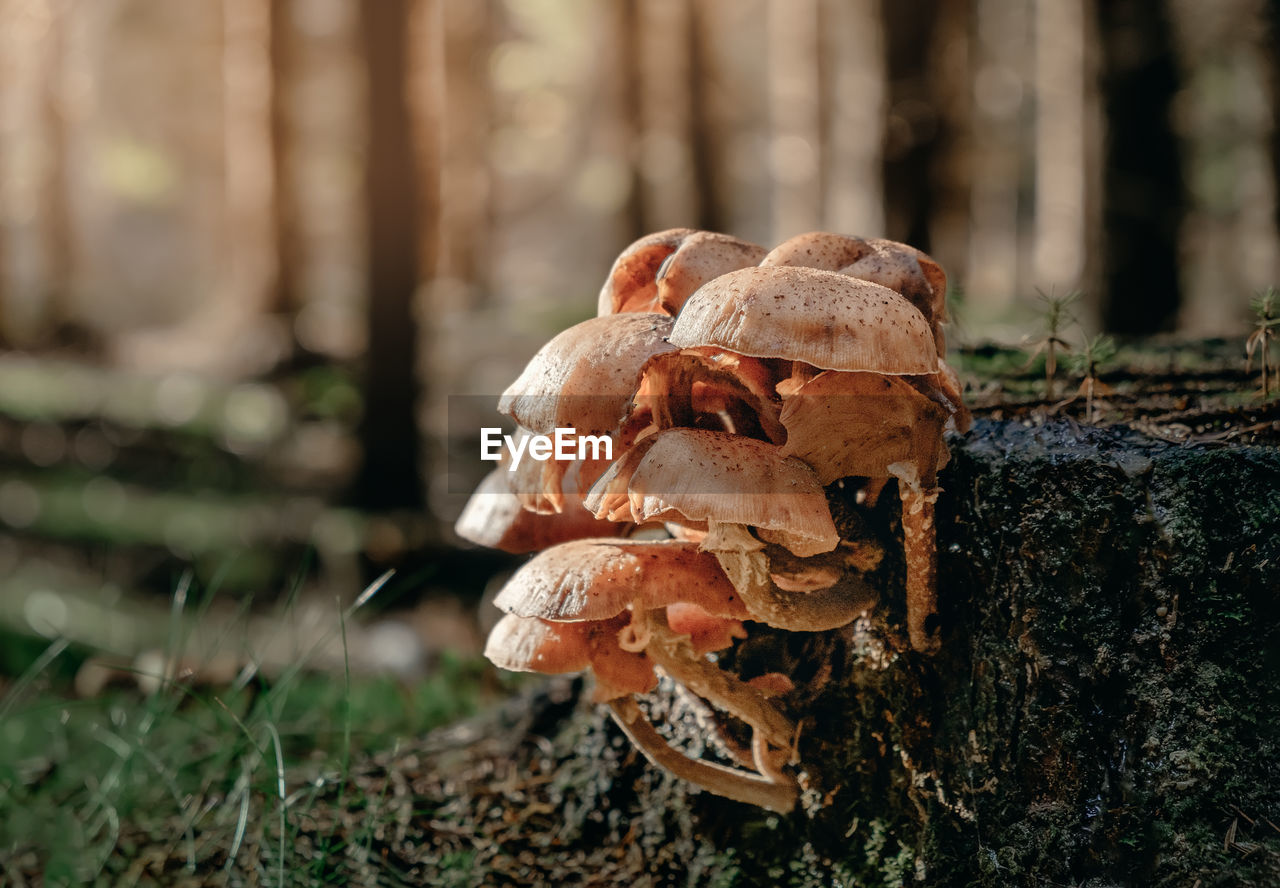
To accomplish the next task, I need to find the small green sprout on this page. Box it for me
[1070,332,1116,423]
[1246,288,1279,398]
[1023,288,1081,400]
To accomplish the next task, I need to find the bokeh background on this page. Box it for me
[1,0,1277,670]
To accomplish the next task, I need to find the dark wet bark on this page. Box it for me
[403,418,1280,887]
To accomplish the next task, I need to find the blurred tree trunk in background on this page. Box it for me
[767,0,822,243]
[964,0,1028,319]
[687,0,722,232]
[356,0,428,512]
[613,0,645,240]
[1033,0,1103,330]
[634,0,701,232]
[277,0,367,362]
[0,0,67,345]
[268,0,295,318]
[690,0,772,245]
[822,0,886,238]
[433,0,491,307]
[1098,0,1184,335]
[882,0,943,252]
[925,0,974,312]
[1166,0,1279,335]
[220,0,277,344]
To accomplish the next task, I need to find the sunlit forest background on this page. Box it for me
[1,0,1278,673]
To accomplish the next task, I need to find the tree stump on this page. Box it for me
[385,417,1280,887]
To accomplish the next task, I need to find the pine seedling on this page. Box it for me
[1023,288,1080,400]
[1070,332,1116,423]
[1246,288,1279,398]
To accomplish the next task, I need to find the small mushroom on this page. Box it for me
[499,313,678,437]
[777,370,950,652]
[453,466,625,553]
[777,371,947,485]
[498,313,678,508]
[484,612,658,701]
[652,231,768,315]
[761,232,950,355]
[840,238,949,354]
[583,428,839,558]
[597,228,697,315]
[597,229,766,316]
[491,537,751,623]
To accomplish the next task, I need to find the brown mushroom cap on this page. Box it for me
[761,234,947,348]
[839,238,948,352]
[453,467,623,553]
[654,231,768,315]
[759,231,871,270]
[499,313,677,437]
[584,428,839,557]
[484,612,657,699]
[777,370,947,485]
[598,228,697,315]
[492,537,751,622]
[598,229,766,316]
[668,266,938,375]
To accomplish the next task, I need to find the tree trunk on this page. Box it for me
[387,418,1280,886]
[355,0,425,512]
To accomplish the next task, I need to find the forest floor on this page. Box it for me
[1,337,1277,886]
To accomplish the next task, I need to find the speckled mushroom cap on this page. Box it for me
[668,266,939,376]
[841,238,947,351]
[584,428,839,557]
[492,537,750,622]
[498,313,677,436]
[759,231,871,270]
[484,612,657,700]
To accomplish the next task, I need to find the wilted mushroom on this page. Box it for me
[484,612,657,702]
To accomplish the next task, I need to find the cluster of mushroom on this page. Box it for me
[456,229,968,813]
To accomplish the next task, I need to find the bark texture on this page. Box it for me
[403,418,1280,887]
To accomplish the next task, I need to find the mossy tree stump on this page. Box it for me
[353,418,1280,887]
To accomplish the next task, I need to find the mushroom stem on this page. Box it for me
[888,462,941,653]
[642,611,796,753]
[608,696,797,814]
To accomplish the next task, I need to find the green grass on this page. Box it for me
[0,603,489,886]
